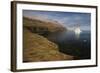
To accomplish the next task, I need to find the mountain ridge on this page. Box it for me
[23,16,67,33]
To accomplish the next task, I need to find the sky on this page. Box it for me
[23,10,91,31]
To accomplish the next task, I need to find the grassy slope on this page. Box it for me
[23,17,66,33]
[23,16,74,62]
[23,28,74,62]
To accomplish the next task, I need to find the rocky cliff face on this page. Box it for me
[23,28,74,62]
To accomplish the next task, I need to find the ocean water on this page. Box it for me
[45,31,91,59]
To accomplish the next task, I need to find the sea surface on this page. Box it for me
[45,30,91,59]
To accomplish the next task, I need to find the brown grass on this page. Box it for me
[23,28,74,62]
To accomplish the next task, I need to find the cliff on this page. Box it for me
[23,17,67,34]
[23,28,74,62]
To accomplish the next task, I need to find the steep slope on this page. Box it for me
[23,28,74,62]
[23,17,67,34]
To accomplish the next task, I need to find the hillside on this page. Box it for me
[23,17,67,34]
[23,28,74,62]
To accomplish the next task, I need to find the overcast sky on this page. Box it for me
[23,10,91,31]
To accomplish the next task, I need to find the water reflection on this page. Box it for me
[74,25,82,39]
[74,31,81,39]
